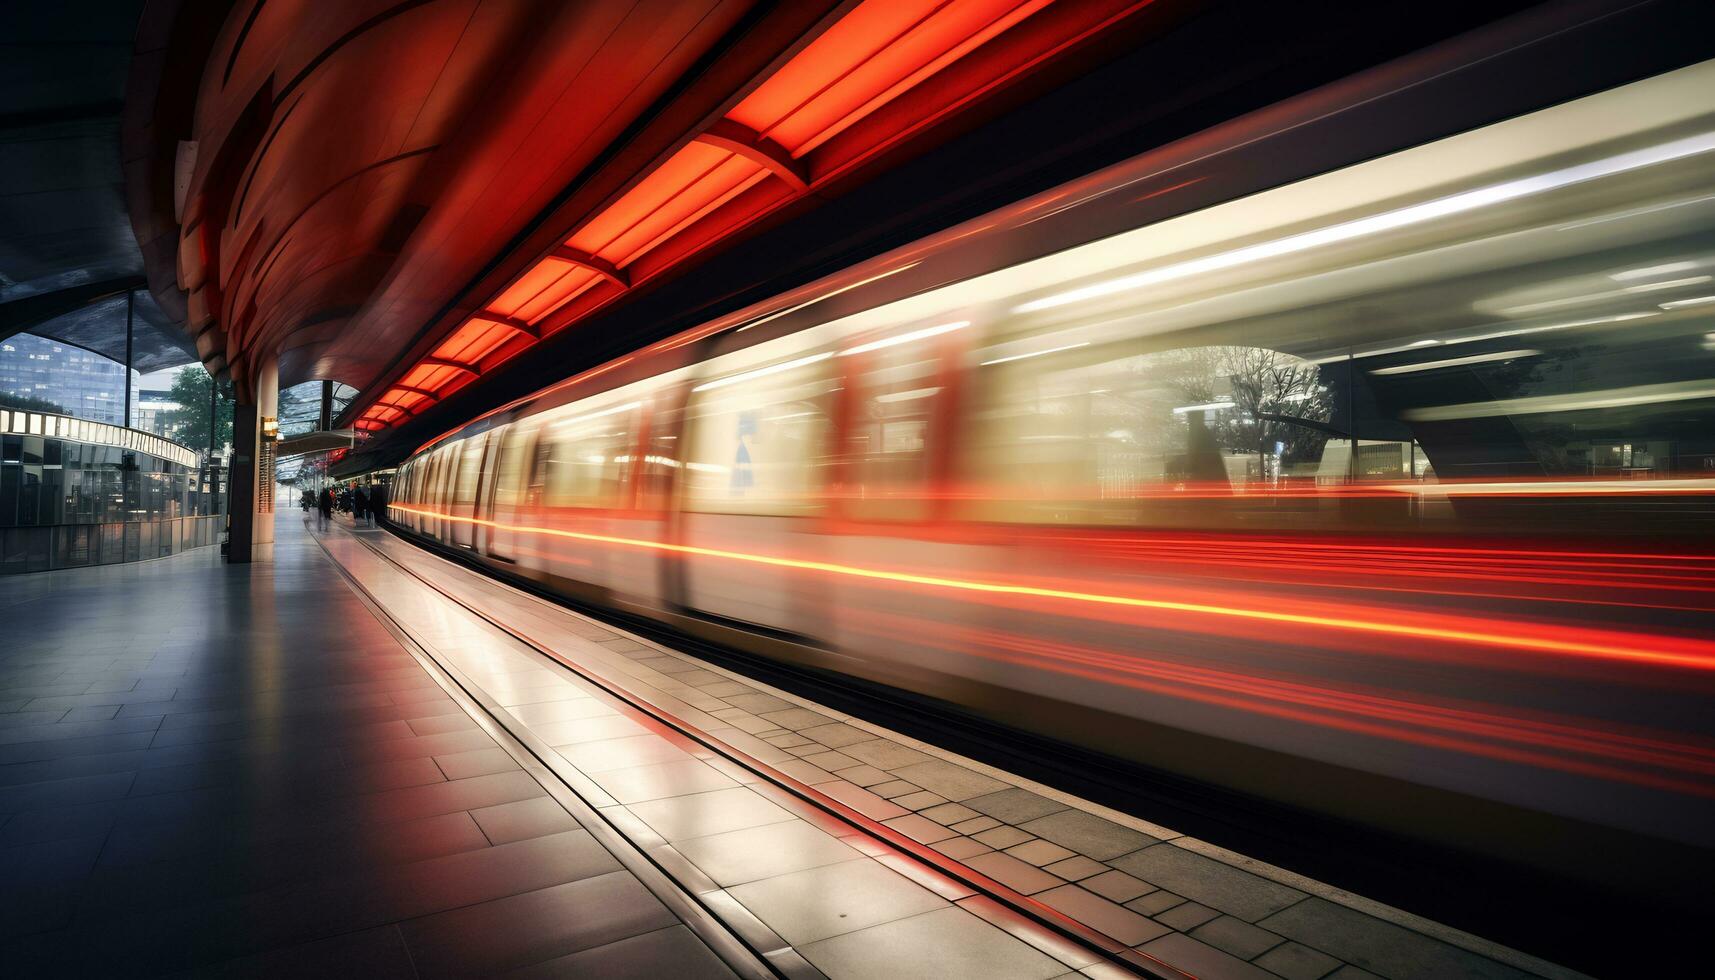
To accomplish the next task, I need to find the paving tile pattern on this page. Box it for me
[341,526,1578,980]
[0,517,737,977]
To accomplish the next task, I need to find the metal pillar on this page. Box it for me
[208,375,218,453]
[228,400,256,563]
[318,379,333,430]
[123,290,134,428]
[226,355,280,564]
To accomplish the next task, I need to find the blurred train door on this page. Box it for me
[607,389,681,609]
[449,433,490,550]
[825,320,990,688]
[485,422,536,564]
[678,345,837,643]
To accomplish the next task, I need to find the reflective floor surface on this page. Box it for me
[0,515,740,977]
[318,515,1584,980]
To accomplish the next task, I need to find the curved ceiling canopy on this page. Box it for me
[125,0,1166,412]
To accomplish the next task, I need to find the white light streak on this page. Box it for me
[1658,294,1715,310]
[1171,400,1235,414]
[874,387,940,404]
[692,352,833,392]
[838,320,970,357]
[735,264,920,333]
[1611,260,1701,281]
[1014,131,1715,314]
[1369,350,1541,375]
[1623,275,1711,292]
[980,341,1090,366]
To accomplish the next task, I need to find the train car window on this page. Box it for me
[434,444,457,509]
[844,336,946,521]
[637,392,685,513]
[454,438,484,509]
[682,351,835,516]
[960,342,1342,526]
[492,422,533,514]
[541,402,636,509]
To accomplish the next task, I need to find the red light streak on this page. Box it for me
[388,504,1715,673]
[854,615,1715,797]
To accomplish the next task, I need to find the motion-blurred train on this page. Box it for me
[388,38,1715,913]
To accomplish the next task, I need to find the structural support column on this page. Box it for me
[318,379,333,430]
[123,290,134,427]
[225,355,280,563]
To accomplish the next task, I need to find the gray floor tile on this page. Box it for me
[964,788,1070,824]
[1110,845,1305,921]
[800,906,1064,980]
[675,819,863,886]
[964,851,1061,895]
[1192,915,1286,960]
[558,734,692,772]
[504,924,736,979]
[626,787,795,841]
[837,739,934,770]
[399,870,677,978]
[1035,884,1169,946]
[1081,869,1153,903]
[1156,901,1221,931]
[931,836,993,860]
[818,780,910,820]
[1252,940,1343,980]
[434,746,519,780]
[756,707,838,731]
[1139,932,1278,980]
[589,759,740,804]
[887,760,1009,801]
[533,713,650,745]
[1258,898,1533,980]
[727,858,945,944]
[798,723,876,748]
[1018,809,1157,861]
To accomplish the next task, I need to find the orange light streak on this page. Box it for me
[388,504,1715,672]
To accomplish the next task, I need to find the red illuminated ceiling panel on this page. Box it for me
[431,316,527,365]
[568,143,770,267]
[367,0,1160,431]
[729,0,1055,156]
[514,267,599,323]
[489,257,579,318]
[381,388,432,413]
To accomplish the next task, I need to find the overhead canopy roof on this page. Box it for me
[0,2,199,372]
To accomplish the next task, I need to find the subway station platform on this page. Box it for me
[1,513,1583,979]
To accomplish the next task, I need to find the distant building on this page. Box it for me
[133,389,181,437]
[0,333,135,425]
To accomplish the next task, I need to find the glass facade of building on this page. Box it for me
[0,408,222,574]
[0,333,136,425]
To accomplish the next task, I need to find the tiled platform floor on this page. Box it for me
[326,520,1585,980]
[0,514,744,977]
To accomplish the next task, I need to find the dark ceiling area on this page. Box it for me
[0,1,198,370]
